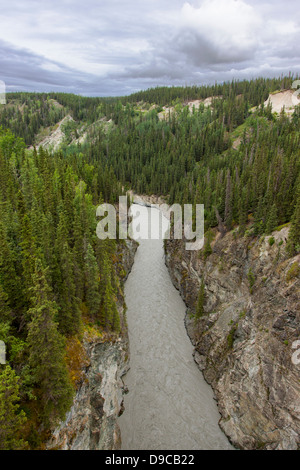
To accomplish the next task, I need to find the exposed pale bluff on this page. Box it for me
[165,227,300,450]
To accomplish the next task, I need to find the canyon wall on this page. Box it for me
[165,227,300,450]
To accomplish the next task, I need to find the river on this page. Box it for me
[118,203,232,450]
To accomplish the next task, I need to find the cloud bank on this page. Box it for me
[0,0,299,96]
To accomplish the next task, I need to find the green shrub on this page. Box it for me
[247,268,256,294]
[227,325,237,349]
[286,262,300,282]
[268,236,275,246]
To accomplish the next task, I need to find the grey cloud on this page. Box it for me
[0,40,120,95]
[120,59,187,81]
[0,40,85,89]
[0,1,299,96]
[109,0,299,90]
[171,31,256,67]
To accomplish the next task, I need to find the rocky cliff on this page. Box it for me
[165,227,300,450]
[47,239,137,450]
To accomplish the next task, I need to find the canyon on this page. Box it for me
[48,198,299,451]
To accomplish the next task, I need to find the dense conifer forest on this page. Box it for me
[0,75,299,449]
[0,128,125,448]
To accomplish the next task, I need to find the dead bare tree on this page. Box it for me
[214,206,226,238]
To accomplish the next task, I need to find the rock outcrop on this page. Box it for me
[264,89,299,116]
[165,227,300,450]
[47,239,137,450]
[30,115,74,152]
[47,339,128,450]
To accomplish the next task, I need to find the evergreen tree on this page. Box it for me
[20,214,38,303]
[287,190,300,256]
[102,282,120,332]
[84,244,101,319]
[58,243,82,336]
[238,192,248,236]
[224,170,233,231]
[0,365,27,450]
[27,259,74,426]
[203,231,213,260]
[253,197,265,235]
[266,203,278,234]
[0,221,23,312]
[0,284,10,323]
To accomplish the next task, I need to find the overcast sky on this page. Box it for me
[0,0,299,96]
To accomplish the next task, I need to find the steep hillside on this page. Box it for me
[47,240,137,450]
[30,115,74,152]
[165,227,300,450]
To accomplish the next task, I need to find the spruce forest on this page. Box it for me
[0,75,299,449]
